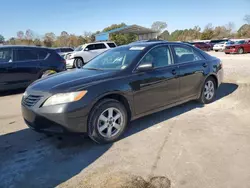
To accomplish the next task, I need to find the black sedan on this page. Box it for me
[22,41,223,144]
[0,46,66,91]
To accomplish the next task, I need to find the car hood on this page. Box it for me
[28,69,118,93]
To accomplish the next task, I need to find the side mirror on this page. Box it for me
[84,48,89,51]
[137,62,153,72]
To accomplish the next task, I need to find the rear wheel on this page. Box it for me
[215,50,218,52]
[74,58,84,68]
[238,48,244,54]
[88,99,128,144]
[199,77,216,104]
[225,52,229,54]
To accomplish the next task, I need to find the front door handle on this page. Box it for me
[172,69,177,75]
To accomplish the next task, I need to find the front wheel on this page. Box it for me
[238,48,244,54]
[88,99,128,144]
[199,77,216,104]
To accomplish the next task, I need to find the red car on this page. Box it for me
[224,40,250,54]
[190,42,211,51]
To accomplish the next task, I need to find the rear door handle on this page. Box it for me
[203,63,208,68]
[172,69,177,75]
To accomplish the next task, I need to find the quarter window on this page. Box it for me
[140,46,172,68]
[107,43,116,48]
[172,45,204,64]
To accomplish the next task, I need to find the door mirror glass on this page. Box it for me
[137,62,153,72]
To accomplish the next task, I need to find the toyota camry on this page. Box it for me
[22,41,223,144]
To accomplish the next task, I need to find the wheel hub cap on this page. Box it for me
[97,107,124,138]
[204,80,215,100]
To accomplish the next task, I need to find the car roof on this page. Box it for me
[0,45,51,50]
[125,41,193,48]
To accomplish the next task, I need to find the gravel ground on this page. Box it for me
[0,52,250,188]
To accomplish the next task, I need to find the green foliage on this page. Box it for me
[103,23,137,45]
[237,24,250,38]
[0,34,4,43]
[159,30,170,40]
[151,21,167,32]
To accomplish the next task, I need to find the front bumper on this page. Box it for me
[66,59,74,69]
[22,97,89,134]
[217,68,224,86]
[224,48,237,53]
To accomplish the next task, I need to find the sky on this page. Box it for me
[1,0,250,39]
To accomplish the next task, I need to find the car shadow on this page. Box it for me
[0,82,238,188]
[124,82,238,138]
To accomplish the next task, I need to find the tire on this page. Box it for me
[225,52,229,54]
[88,99,128,144]
[199,77,217,104]
[74,58,84,68]
[40,70,57,78]
[215,50,218,52]
[238,47,244,54]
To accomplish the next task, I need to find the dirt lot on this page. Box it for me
[0,52,250,188]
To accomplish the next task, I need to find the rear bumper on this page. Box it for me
[22,102,89,134]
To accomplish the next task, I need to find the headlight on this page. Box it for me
[43,91,87,107]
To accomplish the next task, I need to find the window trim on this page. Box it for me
[170,44,206,65]
[133,44,175,73]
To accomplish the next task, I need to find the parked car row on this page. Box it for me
[183,39,250,54]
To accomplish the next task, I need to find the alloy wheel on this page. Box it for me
[204,80,215,100]
[97,107,124,138]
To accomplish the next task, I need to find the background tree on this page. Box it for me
[43,32,56,47]
[8,37,16,45]
[25,29,34,45]
[34,38,42,46]
[103,23,137,45]
[151,21,167,33]
[201,23,214,40]
[159,30,170,40]
[243,14,250,24]
[0,35,4,43]
[17,31,24,40]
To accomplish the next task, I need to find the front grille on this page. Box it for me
[22,95,42,107]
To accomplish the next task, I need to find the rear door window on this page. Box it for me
[15,49,39,61]
[95,43,107,50]
[86,44,96,51]
[172,45,204,64]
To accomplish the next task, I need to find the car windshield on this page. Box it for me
[235,40,245,44]
[74,45,83,51]
[83,46,143,70]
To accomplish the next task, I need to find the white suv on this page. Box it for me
[66,41,117,68]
